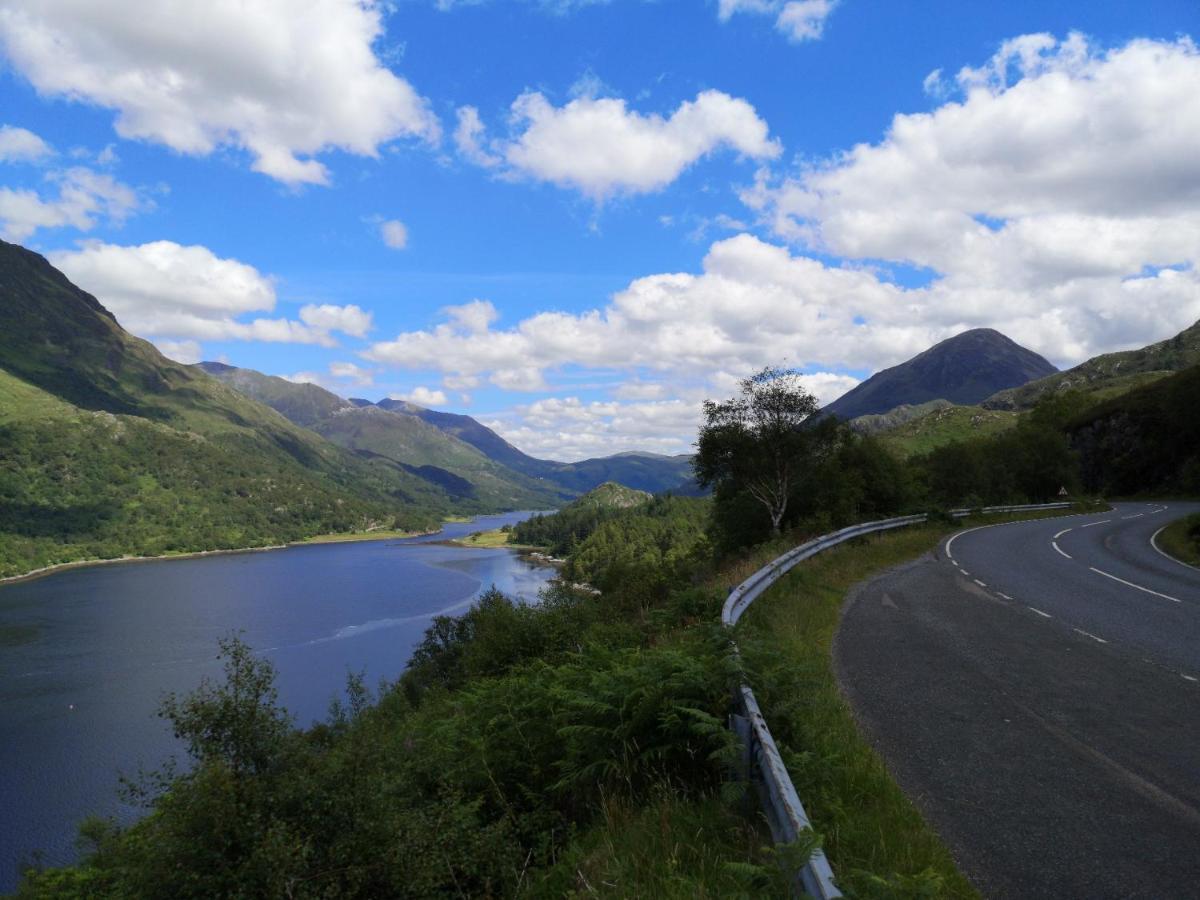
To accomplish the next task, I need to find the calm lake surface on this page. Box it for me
[0,512,554,890]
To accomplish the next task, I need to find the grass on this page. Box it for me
[733,507,1095,898]
[537,793,788,898]
[877,404,1019,458]
[447,527,521,548]
[1156,513,1200,567]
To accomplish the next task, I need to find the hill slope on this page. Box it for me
[198,365,568,510]
[823,329,1056,421]
[984,319,1200,411]
[0,240,447,577]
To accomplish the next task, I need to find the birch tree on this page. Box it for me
[693,366,820,536]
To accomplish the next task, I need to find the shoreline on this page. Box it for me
[0,528,440,588]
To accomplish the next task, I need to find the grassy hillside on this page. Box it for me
[985,319,1200,410]
[875,404,1021,458]
[201,364,568,511]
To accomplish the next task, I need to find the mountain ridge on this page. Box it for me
[823,328,1057,421]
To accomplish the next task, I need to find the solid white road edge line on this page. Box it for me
[1088,566,1182,603]
[1151,524,1200,573]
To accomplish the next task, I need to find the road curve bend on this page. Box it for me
[835,502,1200,899]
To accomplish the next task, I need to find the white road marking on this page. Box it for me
[1081,519,1111,528]
[1029,607,1052,618]
[1122,513,1145,520]
[974,579,987,588]
[1054,528,1073,539]
[1183,675,1198,683]
[998,592,1013,600]
[1073,627,1108,644]
[1052,541,1072,559]
[1088,566,1182,603]
[1151,525,1200,573]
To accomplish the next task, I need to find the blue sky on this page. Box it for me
[2,0,1198,458]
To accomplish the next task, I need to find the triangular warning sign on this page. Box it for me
[1058,486,1069,497]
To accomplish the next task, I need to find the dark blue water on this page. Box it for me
[0,512,554,890]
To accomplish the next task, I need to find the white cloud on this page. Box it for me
[154,338,203,364]
[718,0,838,42]
[460,89,779,200]
[453,106,501,168]
[774,1,838,42]
[50,240,373,346]
[391,385,448,407]
[300,303,373,338]
[329,361,375,385]
[0,0,440,186]
[0,166,143,240]
[444,298,499,334]
[0,124,53,163]
[379,218,408,249]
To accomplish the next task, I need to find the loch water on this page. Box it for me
[0,512,555,890]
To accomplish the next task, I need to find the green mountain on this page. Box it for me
[359,397,696,494]
[0,240,450,577]
[823,328,1057,421]
[983,319,1200,410]
[199,364,569,510]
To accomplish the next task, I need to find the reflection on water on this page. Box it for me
[0,511,554,890]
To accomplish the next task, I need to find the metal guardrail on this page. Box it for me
[722,502,1073,898]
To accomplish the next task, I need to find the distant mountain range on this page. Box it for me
[823,328,1058,421]
[200,363,694,500]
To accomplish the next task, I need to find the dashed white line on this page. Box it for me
[1054,528,1073,540]
[1029,607,1052,618]
[1081,519,1111,528]
[959,568,969,576]
[1088,566,1182,603]
[1073,627,1108,644]
[1183,674,1198,683]
[1122,513,1145,520]
[1052,541,1072,559]
[998,592,1013,601]
[974,579,987,588]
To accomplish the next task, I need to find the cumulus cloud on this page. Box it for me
[50,240,373,346]
[718,0,838,42]
[391,385,448,407]
[153,338,203,364]
[379,218,408,249]
[459,89,779,199]
[739,33,1200,359]
[0,166,143,240]
[329,361,375,385]
[0,124,53,163]
[0,0,439,186]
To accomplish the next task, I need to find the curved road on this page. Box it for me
[835,502,1200,898]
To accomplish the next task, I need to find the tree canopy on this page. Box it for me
[693,367,823,535]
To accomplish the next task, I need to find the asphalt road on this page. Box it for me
[835,502,1200,899]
